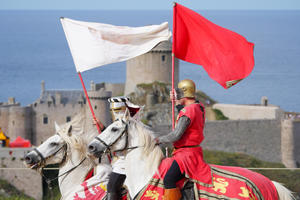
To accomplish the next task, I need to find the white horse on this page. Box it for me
[88,112,295,200]
[25,114,112,200]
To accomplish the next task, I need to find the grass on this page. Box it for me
[0,179,34,200]
[1,150,299,199]
[204,149,300,195]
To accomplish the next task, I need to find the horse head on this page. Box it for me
[25,114,97,169]
[88,110,132,157]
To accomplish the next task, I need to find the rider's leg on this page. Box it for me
[107,172,126,200]
[163,160,185,200]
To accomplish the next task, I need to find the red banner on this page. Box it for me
[173,3,255,89]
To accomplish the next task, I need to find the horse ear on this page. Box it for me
[132,105,145,120]
[55,122,60,132]
[67,125,72,136]
[122,108,130,122]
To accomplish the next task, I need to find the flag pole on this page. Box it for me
[171,2,177,130]
[78,72,102,133]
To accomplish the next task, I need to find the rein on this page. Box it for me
[33,143,88,189]
[97,120,142,155]
[42,157,87,188]
[33,144,67,169]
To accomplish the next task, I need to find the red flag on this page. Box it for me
[173,3,255,89]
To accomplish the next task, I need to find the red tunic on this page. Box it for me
[172,103,213,186]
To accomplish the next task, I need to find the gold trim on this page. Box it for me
[226,79,243,88]
[211,166,264,200]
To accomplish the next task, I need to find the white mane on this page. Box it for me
[128,119,164,173]
[58,113,97,161]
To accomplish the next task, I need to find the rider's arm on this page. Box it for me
[157,116,190,143]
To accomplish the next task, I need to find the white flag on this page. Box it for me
[60,17,172,72]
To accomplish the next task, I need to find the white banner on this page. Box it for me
[60,17,171,72]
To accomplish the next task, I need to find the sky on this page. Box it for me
[1,0,300,10]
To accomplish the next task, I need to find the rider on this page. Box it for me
[156,79,212,200]
[95,96,140,200]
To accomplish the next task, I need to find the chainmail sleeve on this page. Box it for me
[158,116,191,143]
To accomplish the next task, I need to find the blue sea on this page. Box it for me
[0,10,300,112]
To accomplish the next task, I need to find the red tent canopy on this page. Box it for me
[9,136,31,148]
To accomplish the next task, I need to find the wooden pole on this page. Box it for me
[171,2,177,130]
[78,72,102,134]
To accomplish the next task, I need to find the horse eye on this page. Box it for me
[50,142,58,146]
[111,127,118,132]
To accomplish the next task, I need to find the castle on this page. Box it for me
[0,41,179,146]
[1,40,300,199]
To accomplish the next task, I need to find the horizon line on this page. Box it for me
[1,8,300,11]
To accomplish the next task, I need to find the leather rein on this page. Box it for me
[33,134,87,187]
[94,120,140,155]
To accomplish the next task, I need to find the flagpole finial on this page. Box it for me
[173,2,177,7]
[60,17,65,19]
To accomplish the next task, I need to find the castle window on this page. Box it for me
[161,55,165,62]
[66,116,71,122]
[43,115,48,124]
[94,105,97,110]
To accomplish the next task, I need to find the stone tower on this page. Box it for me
[125,41,179,95]
[87,82,112,128]
[7,106,32,141]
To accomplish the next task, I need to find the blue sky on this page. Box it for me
[1,0,300,10]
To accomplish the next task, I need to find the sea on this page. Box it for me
[0,10,300,112]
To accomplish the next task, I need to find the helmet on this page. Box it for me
[108,96,141,121]
[177,79,196,99]
[108,97,129,121]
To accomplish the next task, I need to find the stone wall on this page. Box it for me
[7,106,32,141]
[0,148,43,200]
[104,83,125,97]
[202,119,282,163]
[0,106,10,137]
[32,101,86,145]
[125,41,179,95]
[213,103,284,120]
[294,120,300,167]
[281,119,300,167]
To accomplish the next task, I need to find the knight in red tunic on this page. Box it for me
[156,79,213,200]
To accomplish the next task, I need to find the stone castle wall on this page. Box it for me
[0,148,42,200]
[213,103,284,120]
[0,105,32,142]
[125,41,179,95]
[203,119,282,163]
[8,106,32,141]
[294,121,300,166]
[0,106,10,137]
[281,119,300,167]
[86,89,112,128]
[32,101,86,145]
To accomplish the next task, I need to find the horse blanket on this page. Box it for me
[134,158,278,200]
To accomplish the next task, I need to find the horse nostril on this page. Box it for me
[25,156,32,164]
[88,144,96,153]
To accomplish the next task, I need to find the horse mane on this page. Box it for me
[59,113,96,161]
[129,118,164,173]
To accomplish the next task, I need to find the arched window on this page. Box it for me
[43,114,48,124]
[161,55,165,62]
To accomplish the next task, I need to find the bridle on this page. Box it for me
[32,142,67,170]
[94,119,139,155]
[32,133,87,188]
